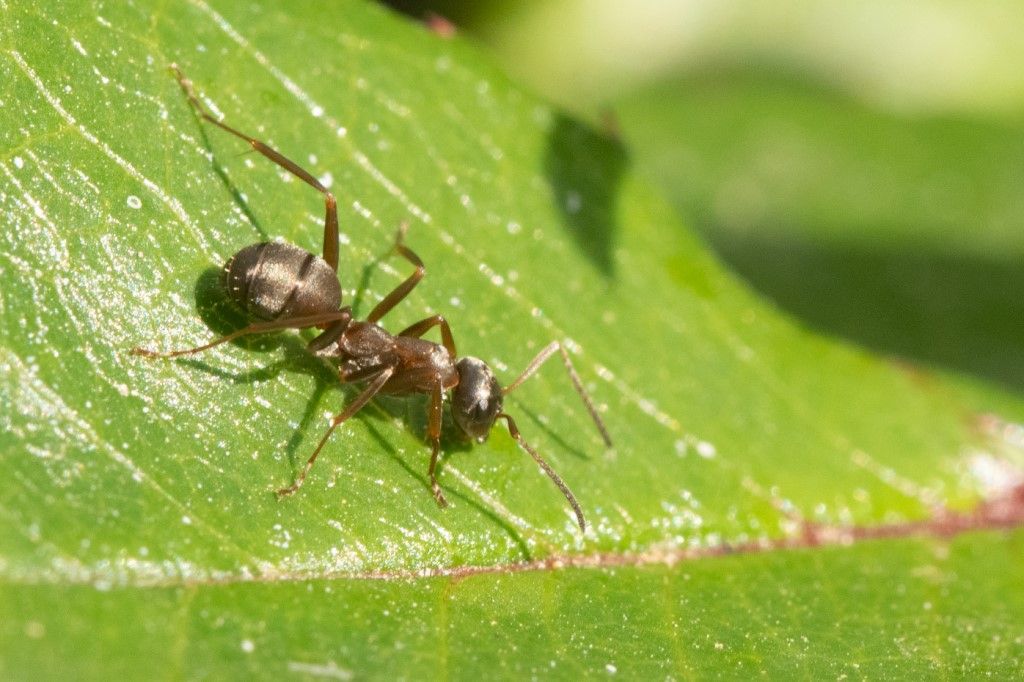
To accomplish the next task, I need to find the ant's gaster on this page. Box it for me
[131,66,612,532]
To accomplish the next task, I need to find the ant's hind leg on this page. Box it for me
[170,65,340,271]
[131,311,348,359]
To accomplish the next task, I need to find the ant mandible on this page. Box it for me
[132,66,612,532]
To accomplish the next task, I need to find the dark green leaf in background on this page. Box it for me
[2,1,1023,677]
[617,72,1024,393]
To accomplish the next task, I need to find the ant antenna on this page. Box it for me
[503,341,612,447]
[498,413,586,532]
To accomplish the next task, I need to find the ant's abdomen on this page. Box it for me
[223,241,342,320]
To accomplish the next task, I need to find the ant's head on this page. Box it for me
[451,350,597,533]
[452,357,503,441]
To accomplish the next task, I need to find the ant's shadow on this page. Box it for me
[361,398,534,559]
[182,266,535,559]
[512,403,593,462]
[544,113,628,278]
[192,266,283,352]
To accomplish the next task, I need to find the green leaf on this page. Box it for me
[2,1,1023,677]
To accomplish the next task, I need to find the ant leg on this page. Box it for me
[171,65,340,271]
[497,413,586,533]
[503,341,612,447]
[367,223,425,323]
[426,381,449,507]
[131,311,349,358]
[398,315,457,358]
[306,311,353,353]
[277,366,395,496]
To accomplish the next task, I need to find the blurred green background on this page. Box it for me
[385,0,1024,393]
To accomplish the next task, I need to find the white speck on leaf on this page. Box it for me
[967,452,1024,496]
[287,660,353,680]
[696,440,717,459]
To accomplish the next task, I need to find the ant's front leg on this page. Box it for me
[426,382,448,508]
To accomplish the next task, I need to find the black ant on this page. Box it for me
[132,66,612,532]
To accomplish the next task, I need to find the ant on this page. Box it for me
[132,66,612,532]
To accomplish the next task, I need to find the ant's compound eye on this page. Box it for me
[453,357,503,440]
